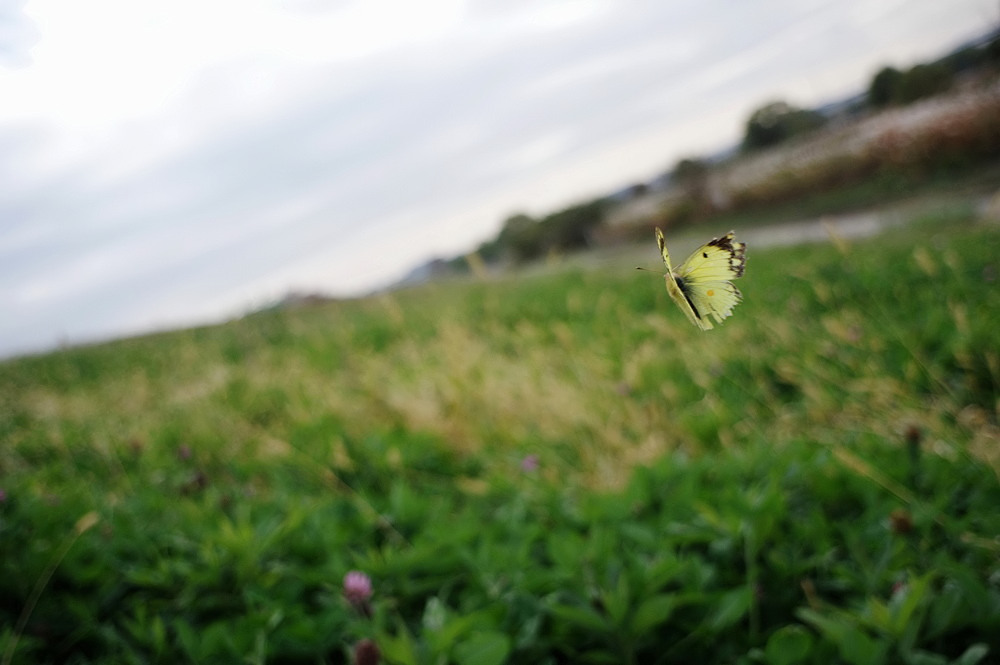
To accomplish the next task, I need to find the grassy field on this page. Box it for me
[1,210,999,664]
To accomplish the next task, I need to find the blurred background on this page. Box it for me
[1,0,997,358]
[3,4,1000,662]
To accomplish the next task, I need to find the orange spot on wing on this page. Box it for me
[707,289,715,296]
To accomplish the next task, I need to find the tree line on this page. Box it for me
[449,29,999,269]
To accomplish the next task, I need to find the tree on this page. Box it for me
[672,158,708,185]
[541,199,607,251]
[742,101,826,151]
[624,182,649,199]
[869,66,903,107]
[669,157,711,222]
[474,237,503,263]
[497,213,543,263]
[896,63,952,103]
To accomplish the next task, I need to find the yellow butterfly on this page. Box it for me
[653,227,746,330]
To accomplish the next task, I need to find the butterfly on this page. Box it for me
[650,227,746,330]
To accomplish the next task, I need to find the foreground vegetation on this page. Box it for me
[1,211,999,664]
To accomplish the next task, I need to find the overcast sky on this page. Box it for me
[1,0,995,358]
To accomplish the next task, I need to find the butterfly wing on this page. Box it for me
[664,273,705,329]
[674,232,747,329]
[682,280,743,329]
[656,228,705,328]
[655,227,674,273]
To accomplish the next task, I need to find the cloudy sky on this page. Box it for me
[0,0,995,358]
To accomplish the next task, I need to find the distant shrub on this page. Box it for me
[868,62,957,107]
[742,101,828,151]
[659,194,701,228]
[493,200,608,263]
[869,66,904,108]
[896,63,953,103]
[541,198,607,252]
[497,213,544,263]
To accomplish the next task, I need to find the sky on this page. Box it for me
[1,0,996,358]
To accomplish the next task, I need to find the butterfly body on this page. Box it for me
[656,227,746,330]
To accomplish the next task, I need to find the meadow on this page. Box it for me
[1,209,998,664]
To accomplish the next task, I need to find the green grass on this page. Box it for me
[1,213,998,664]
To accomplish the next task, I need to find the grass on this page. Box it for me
[0,211,998,664]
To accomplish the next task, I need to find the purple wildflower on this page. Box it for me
[520,455,539,473]
[343,570,373,606]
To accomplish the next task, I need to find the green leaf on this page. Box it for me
[150,614,166,657]
[644,555,688,589]
[890,574,933,645]
[953,644,989,665]
[600,575,631,627]
[201,622,238,660]
[428,613,481,654]
[836,626,889,665]
[378,624,419,665]
[453,631,512,665]
[798,608,889,665]
[547,531,584,569]
[706,587,751,631]
[173,620,198,661]
[631,594,678,636]
[926,583,965,639]
[904,650,948,665]
[548,603,611,634]
[764,625,814,665]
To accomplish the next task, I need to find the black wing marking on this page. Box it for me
[674,276,702,321]
[705,233,747,278]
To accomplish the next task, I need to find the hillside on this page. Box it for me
[1,206,998,663]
